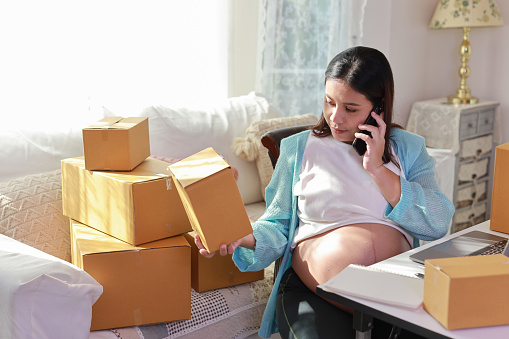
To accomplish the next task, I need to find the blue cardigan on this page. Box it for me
[233,128,455,338]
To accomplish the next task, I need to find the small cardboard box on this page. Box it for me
[70,219,191,331]
[83,116,150,171]
[183,232,264,292]
[491,142,509,234]
[168,147,253,253]
[423,254,509,330]
[62,156,192,245]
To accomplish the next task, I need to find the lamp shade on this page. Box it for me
[430,0,504,29]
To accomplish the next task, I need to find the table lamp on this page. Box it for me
[429,0,503,104]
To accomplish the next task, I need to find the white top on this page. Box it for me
[291,134,412,247]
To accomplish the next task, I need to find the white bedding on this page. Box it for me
[0,234,102,339]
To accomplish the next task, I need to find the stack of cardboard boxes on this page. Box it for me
[61,117,263,331]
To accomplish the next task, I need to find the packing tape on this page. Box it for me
[166,223,172,234]
[101,129,109,141]
[133,308,143,325]
[166,178,172,190]
[229,271,234,284]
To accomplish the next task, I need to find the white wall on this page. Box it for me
[363,0,509,144]
[233,0,509,145]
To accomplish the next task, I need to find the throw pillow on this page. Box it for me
[0,170,71,262]
[232,113,319,199]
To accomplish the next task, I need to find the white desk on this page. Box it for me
[317,221,509,339]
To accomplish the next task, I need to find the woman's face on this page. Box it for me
[323,79,374,143]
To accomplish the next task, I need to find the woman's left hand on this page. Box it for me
[355,111,386,174]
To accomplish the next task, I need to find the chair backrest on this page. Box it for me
[261,125,312,169]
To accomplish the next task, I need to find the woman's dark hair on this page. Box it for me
[311,46,400,165]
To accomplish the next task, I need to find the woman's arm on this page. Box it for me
[358,112,401,207]
[232,132,306,272]
[386,130,455,241]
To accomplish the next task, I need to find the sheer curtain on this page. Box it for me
[0,0,231,129]
[255,0,367,117]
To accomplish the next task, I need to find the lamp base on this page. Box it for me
[447,94,479,105]
[446,27,479,105]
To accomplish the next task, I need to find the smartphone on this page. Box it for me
[352,101,384,156]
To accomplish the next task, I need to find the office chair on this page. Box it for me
[261,125,313,168]
[260,124,403,339]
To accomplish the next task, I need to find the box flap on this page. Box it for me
[427,254,509,278]
[168,147,230,187]
[71,219,190,256]
[112,117,147,129]
[84,117,147,130]
[84,116,123,129]
[71,219,134,255]
[66,156,171,184]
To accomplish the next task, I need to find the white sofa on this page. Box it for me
[0,92,320,339]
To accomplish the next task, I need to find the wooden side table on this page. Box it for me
[406,98,500,233]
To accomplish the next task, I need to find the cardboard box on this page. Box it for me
[83,116,150,171]
[423,254,509,330]
[70,219,191,330]
[183,232,264,292]
[168,147,253,253]
[62,156,192,245]
[491,142,509,234]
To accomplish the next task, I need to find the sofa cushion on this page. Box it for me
[105,92,282,205]
[232,113,319,199]
[0,126,84,184]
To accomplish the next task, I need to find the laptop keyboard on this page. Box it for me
[469,239,508,256]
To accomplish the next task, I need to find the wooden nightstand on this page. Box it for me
[407,98,500,233]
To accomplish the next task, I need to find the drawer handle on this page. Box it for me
[485,119,490,124]
[472,174,477,179]
[468,123,473,128]
[476,149,482,156]
[471,192,476,199]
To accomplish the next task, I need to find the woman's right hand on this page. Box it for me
[194,233,255,258]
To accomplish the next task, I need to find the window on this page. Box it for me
[0,0,230,129]
[256,0,366,116]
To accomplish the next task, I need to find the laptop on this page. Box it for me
[409,230,509,265]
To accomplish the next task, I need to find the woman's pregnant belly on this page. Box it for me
[291,222,411,294]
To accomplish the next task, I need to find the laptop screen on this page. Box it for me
[409,230,509,264]
[430,236,498,257]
